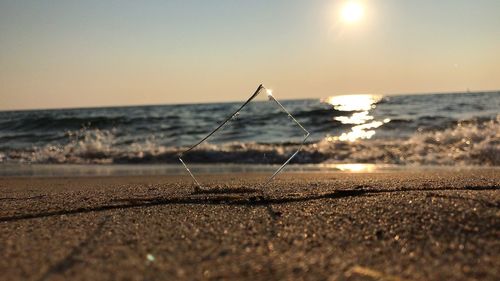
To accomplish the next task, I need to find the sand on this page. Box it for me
[0,170,499,281]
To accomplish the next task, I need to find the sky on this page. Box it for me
[1,0,499,110]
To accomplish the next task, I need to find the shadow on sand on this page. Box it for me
[0,185,498,223]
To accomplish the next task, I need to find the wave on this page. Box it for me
[1,115,498,166]
[0,114,185,132]
[318,116,499,166]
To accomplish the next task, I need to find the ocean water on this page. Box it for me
[0,91,499,168]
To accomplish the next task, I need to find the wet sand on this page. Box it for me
[0,170,499,280]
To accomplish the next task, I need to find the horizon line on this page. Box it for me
[1,89,499,113]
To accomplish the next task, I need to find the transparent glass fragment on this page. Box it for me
[178,84,310,191]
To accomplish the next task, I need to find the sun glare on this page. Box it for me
[341,1,364,24]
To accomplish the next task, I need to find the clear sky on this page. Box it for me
[1,0,499,110]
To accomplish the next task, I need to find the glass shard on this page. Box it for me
[178,84,310,191]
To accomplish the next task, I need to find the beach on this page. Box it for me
[1,169,499,280]
[2,1,500,280]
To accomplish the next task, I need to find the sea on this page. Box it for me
[0,91,499,176]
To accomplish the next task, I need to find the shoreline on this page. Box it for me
[1,170,499,280]
[1,163,499,178]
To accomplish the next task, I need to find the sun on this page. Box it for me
[341,1,364,24]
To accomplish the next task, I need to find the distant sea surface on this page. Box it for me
[1,91,499,168]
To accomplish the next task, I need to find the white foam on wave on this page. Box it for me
[1,115,499,166]
[314,115,500,165]
[3,128,175,164]
[405,115,500,165]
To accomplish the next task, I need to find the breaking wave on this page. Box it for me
[1,115,498,166]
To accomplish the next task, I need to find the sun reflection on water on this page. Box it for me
[335,163,376,172]
[323,94,390,142]
[325,94,381,111]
